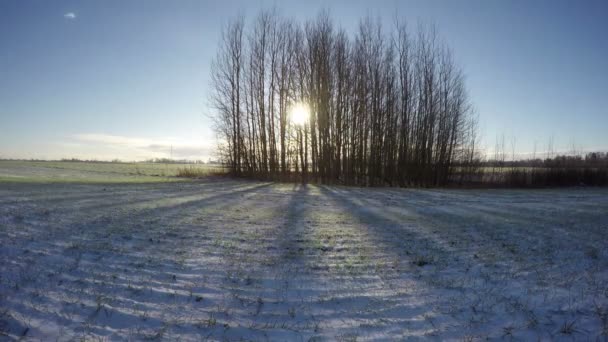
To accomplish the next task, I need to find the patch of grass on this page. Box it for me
[197,313,217,328]
[586,247,599,260]
[526,312,539,328]
[502,324,515,337]
[176,166,211,178]
[0,175,179,184]
[336,333,359,342]
[0,160,225,183]
[594,304,608,336]
[255,297,264,315]
[412,254,433,267]
[559,319,578,335]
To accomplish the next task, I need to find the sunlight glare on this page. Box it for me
[289,103,310,126]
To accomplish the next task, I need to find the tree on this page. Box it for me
[210,9,478,186]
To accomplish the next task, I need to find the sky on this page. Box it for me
[1,0,607,161]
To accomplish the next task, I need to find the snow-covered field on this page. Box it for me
[1,178,608,340]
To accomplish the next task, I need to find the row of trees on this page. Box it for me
[485,152,608,169]
[210,10,478,186]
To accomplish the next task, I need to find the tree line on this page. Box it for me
[210,9,478,186]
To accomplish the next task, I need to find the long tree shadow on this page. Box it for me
[200,183,322,340]
[0,179,280,340]
[316,185,554,337]
[4,182,607,340]
[306,186,456,334]
[370,187,608,276]
[317,185,608,339]
[318,185,466,271]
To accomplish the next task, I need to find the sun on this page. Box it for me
[289,102,310,126]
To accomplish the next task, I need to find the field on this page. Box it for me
[0,160,223,183]
[1,163,608,340]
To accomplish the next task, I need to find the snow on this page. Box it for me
[1,179,607,340]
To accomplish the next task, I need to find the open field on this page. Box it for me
[0,160,224,183]
[1,173,608,340]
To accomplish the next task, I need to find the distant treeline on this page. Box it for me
[458,152,608,187]
[482,152,608,169]
[210,9,478,186]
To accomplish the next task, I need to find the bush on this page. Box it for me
[176,167,213,178]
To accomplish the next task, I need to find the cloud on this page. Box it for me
[64,12,77,19]
[69,133,214,161]
[74,133,149,147]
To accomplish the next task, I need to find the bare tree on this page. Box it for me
[210,9,478,186]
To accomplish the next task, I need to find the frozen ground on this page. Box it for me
[1,178,607,340]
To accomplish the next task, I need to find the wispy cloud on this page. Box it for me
[69,133,213,161]
[64,12,77,19]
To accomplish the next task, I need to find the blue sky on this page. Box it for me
[1,0,607,160]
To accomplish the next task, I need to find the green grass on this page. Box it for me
[0,160,225,183]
